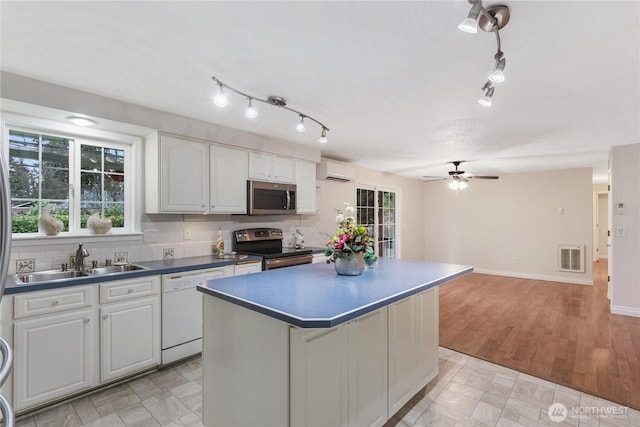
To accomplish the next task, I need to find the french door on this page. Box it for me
[356,187,397,258]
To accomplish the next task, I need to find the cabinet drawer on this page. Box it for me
[14,286,96,320]
[100,276,160,304]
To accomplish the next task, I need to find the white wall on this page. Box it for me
[610,143,640,317]
[423,168,594,285]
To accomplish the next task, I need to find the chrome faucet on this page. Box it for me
[75,243,90,271]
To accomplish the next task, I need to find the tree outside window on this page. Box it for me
[8,129,126,234]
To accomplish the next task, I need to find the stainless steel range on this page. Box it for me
[233,228,312,270]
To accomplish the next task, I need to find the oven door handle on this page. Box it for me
[285,190,291,210]
[264,255,312,270]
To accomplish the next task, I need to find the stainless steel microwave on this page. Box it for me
[247,180,297,215]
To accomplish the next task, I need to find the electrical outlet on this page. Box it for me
[184,229,191,240]
[143,230,158,243]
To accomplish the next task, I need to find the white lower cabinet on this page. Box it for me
[13,307,98,411]
[8,276,161,414]
[100,296,160,382]
[100,277,161,382]
[291,325,349,427]
[290,307,388,427]
[388,287,438,415]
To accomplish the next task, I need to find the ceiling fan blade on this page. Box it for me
[469,175,499,179]
[422,176,447,182]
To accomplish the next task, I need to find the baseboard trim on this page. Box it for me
[473,268,593,286]
[610,304,640,318]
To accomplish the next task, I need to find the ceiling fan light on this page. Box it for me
[458,180,468,189]
[448,180,460,190]
[213,84,228,107]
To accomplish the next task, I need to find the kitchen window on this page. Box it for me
[356,187,397,258]
[3,116,139,238]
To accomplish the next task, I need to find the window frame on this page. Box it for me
[2,113,142,244]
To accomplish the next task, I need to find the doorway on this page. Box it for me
[596,193,609,260]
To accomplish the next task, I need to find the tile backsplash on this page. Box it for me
[7,240,217,275]
[6,221,325,275]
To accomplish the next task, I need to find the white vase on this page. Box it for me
[87,213,112,234]
[39,205,63,236]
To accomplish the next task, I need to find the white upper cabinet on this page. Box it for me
[295,160,317,214]
[145,132,248,214]
[210,145,248,214]
[249,152,295,183]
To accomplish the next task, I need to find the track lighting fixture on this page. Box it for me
[318,128,328,144]
[213,83,229,107]
[245,98,258,119]
[211,76,330,143]
[458,0,510,106]
[489,52,506,83]
[458,0,483,33]
[478,81,494,107]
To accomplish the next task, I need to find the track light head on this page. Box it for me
[478,83,495,107]
[458,1,483,33]
[213,83,228,107]
[296,116,306,133]
[318,128,328,143]
[245,99,258,119]
[489,57,506,82]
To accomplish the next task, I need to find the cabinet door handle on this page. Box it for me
[53,299,60,305]
[85,318,91,323]
[201,204,205,208]
[127,288,134,293]
[103,314,109,320]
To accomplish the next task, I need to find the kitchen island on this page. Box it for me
[197,258,471,427]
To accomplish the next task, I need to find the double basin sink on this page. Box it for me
[16,264,149,284]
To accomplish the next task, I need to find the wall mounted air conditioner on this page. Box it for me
[318,159,355,182]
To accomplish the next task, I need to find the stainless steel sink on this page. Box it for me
[15,264,149,284]
[16,270,89,284]
[86,264,149,276]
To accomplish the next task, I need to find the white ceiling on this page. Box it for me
[1,1,638,183]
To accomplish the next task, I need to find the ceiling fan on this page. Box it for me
[423,161,499,189]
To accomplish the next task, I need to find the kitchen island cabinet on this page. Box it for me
[198,258,471,426]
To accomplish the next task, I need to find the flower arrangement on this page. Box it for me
[324,203,378,264]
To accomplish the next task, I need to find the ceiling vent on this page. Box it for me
[318,159,355,182]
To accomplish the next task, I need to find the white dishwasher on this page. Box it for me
[161,265,233,365]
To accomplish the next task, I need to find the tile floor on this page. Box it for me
[15,348,640,427]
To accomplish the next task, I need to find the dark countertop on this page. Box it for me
[4,254,262,295]
[197,258,472,328]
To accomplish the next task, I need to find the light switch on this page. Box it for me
[184,229,192,240]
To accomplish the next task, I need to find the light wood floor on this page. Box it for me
[439,261,640,411]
